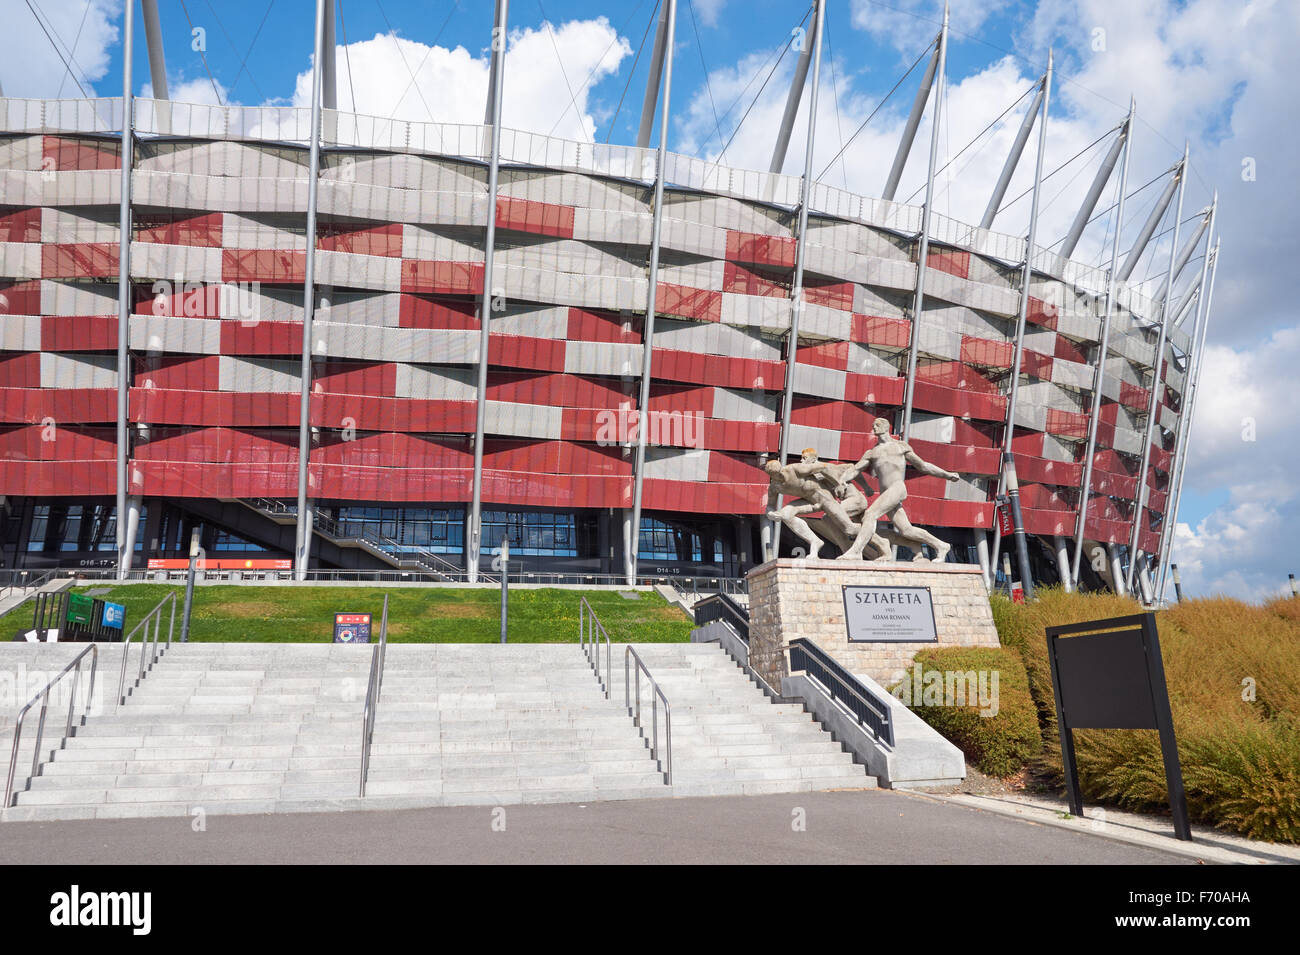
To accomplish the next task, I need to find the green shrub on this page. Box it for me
[992,587,1300,842]
[898,646,1041,778]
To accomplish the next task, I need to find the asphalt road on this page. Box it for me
[0,789,1201,864]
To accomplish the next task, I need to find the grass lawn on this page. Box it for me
[3,584,693,644]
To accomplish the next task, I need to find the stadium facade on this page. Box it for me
[0,1,1219,601]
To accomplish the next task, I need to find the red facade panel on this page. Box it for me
[42,243,118,279]
[657,283,722,323]
[725,231,796,269]
[0,387,116,424]
[400,260,485,295]
[852,314,910,350]
[496,197,576,239]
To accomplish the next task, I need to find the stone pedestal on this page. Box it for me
[748,558,1000,690]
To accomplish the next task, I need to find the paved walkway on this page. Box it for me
[0,789,1204,865]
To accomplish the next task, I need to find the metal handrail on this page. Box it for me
[624,647,672,785]
[116,592,178,705]
[359,594,390,797]
[5,644,98,808]
[693,593,751,643]
[785,639,895,747]
[0,568,58,601]
[245,499,487,582]
[578,597,612,698]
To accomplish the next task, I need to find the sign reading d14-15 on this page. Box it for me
[842,586,938,643]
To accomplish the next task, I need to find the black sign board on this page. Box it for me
[1045,612,1191,841]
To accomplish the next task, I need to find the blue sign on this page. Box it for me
[333,613,371,644]
[101,602,126,630]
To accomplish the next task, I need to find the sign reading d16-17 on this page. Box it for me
[333,613,372,644]
[842,585,938,643]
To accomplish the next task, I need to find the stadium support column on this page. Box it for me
[322,0,337,109]
[141,0,169,135]
[1117,163,1180,283]
[115,2,135,581]
[1070,100,1134,588]
[881,27,942,202]
[979,76,1045,230]
[1126,145,1188,595]
[1108,542,1126,595]
[627,0,678,586]
[636,1,670,150]
[1156,236,1220,602]
[293,0,327,582]
[771,0,826,563]
[1054,536,1071,592]
[469,0,510,584]
[898,7,948,439]
[1151,198,1215,599]
[1059,119,1126,260]
[769,7,820,174]
[996,49,1051,600]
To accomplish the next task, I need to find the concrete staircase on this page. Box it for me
[2,641,873,822]
[613,643,872,797]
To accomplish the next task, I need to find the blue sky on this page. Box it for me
[6,1,1300,600]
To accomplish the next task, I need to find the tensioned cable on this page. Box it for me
[542,0,650,140]
[825,8,850,191]
[903,81,1039,205]
[816,36,933,180]
[56,0,94,98]
[24,0,89,98]
[536,0,589,142]
[686,0,725,157]
[374,0,438,122]
[711,17,806,165]
[1038,140,1109,220]
[994,127,1114,217]
[604,0,658,143]
[700,5,811,160]
[857,0,1208,196]
[203,0,267,102]
[178,0,225,104]
[229,0,277,102]
[385,2,457,121]
[1047,166,1170,254]
[338,0,357,110]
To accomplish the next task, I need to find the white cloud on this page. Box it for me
[851,0,1014,55]
[1167,327,1300,601]
[287,18,631,143]
[693,0,728,29]
[2,0,120,98]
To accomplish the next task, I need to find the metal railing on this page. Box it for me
[578,597,612,698]
[693,593,751,643]
[243,499,486,583]
[786,639,894,747]
[116,592,177,706]
[5,644,98,808]
[0,569,58,602]
[624,647,672,785]
[358,594,390,797]
[36,564,749,592]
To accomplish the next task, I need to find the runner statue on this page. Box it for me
[763,448,897,561]
[831,417,960,562]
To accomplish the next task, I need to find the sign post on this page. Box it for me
[1045,612,1191,840]
[180,528,200,643]
[499,538,509,644]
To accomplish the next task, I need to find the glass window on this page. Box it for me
[638,518,721,562]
